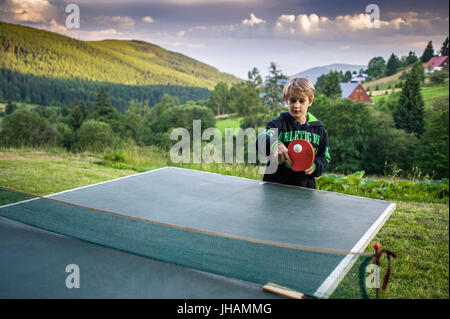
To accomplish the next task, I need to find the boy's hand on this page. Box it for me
[273,144,292,167]
[305,164,315,175]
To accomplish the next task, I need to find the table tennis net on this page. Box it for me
[0,187,381,299]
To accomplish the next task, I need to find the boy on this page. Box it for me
[257,77,330,189]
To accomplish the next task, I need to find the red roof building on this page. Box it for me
[424,56,449,72]
[340,83,374,105]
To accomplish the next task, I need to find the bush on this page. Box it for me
[415,110,449,178]
[317,171,448,203]
[429,70,449,84]
[76,119,114,152]
[319,99,380,174]
[0,109,59,146]
[55,122,76,150]
[154,104,216,135]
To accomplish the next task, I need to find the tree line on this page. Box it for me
[366,37,449,80]
[203,61,448,179]
[0,55,448,179]
[0,68,211,112]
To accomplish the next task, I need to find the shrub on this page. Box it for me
[429,70,449,84]
[76,119,114,152]
[0,109,59,146]
[55,122,76,150]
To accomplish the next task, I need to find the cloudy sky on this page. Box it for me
[0,0,448,78]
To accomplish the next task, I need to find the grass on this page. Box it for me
[363,66,413,91]
[369,78,449,109]
[215,116,242,136]
[332,200,449,299]
[0,147,448,299]
[0,147,136,195]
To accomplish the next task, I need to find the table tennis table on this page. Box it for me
[0,167,395,299]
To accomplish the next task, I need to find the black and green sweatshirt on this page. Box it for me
[256,111,331,189]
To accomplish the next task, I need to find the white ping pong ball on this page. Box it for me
[293,144,302,153]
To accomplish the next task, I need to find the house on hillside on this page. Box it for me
[350,73,369,83]
[424,56,449,73]
[340,83,374,105]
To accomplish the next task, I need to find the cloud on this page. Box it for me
[32,18,123,41]
[242,13,266,27]
[78,28,124,41]
[0,0,59,23]
[275,13,369,35]
[46,18,68,33]
[142,16,155,23]
[93,15,135,29]
[274,12,448,39]
[169,42,205,48]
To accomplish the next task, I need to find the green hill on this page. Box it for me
[0,22,240,89]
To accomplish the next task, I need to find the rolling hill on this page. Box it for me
[292,63,367,84]
[0,22,240,89]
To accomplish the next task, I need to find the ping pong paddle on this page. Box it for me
[287,139,315,171]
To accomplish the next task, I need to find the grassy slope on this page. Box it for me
[215,117,242,136]
[0,22,240,89]
[363,66,413,91]
[0,148,448,299]
[369,79,449,108]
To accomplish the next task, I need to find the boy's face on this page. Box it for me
[286,94,313,122]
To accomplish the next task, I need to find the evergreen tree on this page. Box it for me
[315,74,327,93]
[263,62,288,108]
[5,100,17,115]
[247,67,263,92]
[412,62,425,83]
[322,72,342,99]
[393,64,425,137]
[385,53,402,76]
[415,110,449,178]
[440,37,449,56]
[404,51,419,66]
[96,87,110,109]
[420,41,434,62]
[69,101,88,130]
[343,71,352,82]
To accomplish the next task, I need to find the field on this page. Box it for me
[369,78,449,108]
[363,66,413,91]
[215,116,242,136]
[0,147,448,299]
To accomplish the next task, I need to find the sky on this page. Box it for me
[0,0,448,79]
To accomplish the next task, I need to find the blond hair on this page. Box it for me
[283,77,315,102]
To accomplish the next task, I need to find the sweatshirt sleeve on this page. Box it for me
[312,128,331,177]
[256,119,283,157]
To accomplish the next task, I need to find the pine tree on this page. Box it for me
[393,64,425,137]
[263,62,288,108]
[440,37,449,56]
[404,51,419,66]
[420,41,434,63]
[343,71,352,82]
[385,53,402,76]
[5,100,17,115]
[322,72,342,99]
[247,67,262,91]
[96,87,110,108]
